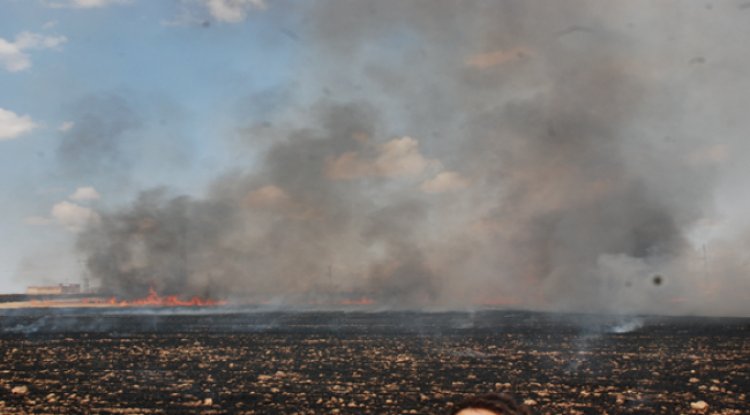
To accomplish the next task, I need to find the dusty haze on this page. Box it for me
[74,1,750,316]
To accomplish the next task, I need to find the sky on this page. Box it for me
[1,0,750,316]
[0,0,295,290]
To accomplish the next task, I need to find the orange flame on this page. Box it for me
[86,287,226,307]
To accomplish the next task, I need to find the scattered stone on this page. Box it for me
[11,385,28,395]
[690,400,709,412]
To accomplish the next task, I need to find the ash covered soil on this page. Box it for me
[0,310,747,414]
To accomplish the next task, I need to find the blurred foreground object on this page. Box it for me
[451,393,534,415]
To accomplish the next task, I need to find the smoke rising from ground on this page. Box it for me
[77,1,750,316]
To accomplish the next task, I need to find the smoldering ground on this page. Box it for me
[75,1,750,316]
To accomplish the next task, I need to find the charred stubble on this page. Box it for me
[0,311,747,414]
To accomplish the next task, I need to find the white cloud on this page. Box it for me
[0,31,67,72]
[0,108,36,140]
[203,0,267,23]
[69,186,100,201]
[420,171,470,194]
[47,0,132,8]
[51,201,100,232]
[326,136,438,180]
[58,121,75,132]
[24,194,100,230]
[13,32,67,50]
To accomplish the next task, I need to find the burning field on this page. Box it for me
[4,1,750,414]
[0,289,226,310]
[0,309,747,414]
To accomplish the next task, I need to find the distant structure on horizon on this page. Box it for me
[26,284,81,296]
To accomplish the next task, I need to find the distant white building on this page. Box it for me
[26,284,81,295]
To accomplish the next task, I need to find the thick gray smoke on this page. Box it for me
[77,1,750,315]
[79,103,439,303]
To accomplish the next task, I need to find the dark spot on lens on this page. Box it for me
[652,275,663,286]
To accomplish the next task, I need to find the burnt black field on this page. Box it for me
[0,309,747,414]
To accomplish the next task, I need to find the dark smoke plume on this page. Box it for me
[76,1,749,316]
[79,104,439,304]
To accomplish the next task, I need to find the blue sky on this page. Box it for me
[0,0,296,291]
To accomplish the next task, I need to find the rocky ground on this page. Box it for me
[0,310,747,414]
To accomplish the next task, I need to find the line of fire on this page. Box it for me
[0,274,379,309]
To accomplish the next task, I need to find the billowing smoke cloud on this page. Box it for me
[77,1,750,316]
[78,103,439,303]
